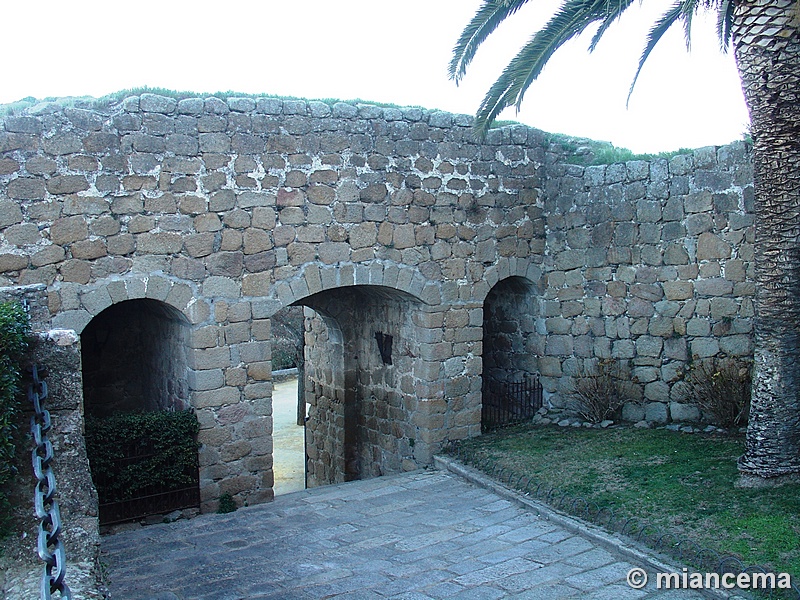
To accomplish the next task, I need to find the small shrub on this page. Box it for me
[682,358,751,428]
[568,359,639,423]
[217,493,237,514]
[0,301,30,537]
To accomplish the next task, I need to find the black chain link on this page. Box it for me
[29,365,72,600]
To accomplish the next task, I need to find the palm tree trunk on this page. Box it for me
[733,0,800,477]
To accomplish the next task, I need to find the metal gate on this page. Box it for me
[86,412,202,527]
[94,436,200,526]
[481,374,543,432]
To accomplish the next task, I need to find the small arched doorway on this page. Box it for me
[81,299,199,525]
[481,276,543,431]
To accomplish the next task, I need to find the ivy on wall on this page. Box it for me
[0,301,30,537]
[85,411,199,504]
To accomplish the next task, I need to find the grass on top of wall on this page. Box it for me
[453,424,800,581]
[0,87,429,117]
[1,87,724,160]
[543,130,696,165]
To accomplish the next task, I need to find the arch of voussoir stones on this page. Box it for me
[255,260,438,318]
[52,273,204,334]
[476,257,544,304]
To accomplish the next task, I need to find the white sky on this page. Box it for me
[3,0,750,154]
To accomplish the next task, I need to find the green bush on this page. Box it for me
[272,347,298,371]
[85,410,199,504]
[0,301,31,537]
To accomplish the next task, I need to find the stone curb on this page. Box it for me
[434,455,746,600]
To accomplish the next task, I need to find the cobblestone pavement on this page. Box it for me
[101,467,708,600]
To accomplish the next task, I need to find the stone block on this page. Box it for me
[612,339,635,359]
[43,133,82,155]
[195,213,223,232]
[105,233,134,256]
[690,338,719,358]
[203,276,240,298]
[145,275,171,301]
[0,253,28,273]
[193,387,240,409]
[684,190,713,213]
[636,335,664,357]
[694,278,734,296]
[137,232,183,254]
[7,178,45,201]
[71,239,107,260]
[47,175,90,195]
[621,402,645,422]
[349,223,377,248]
[663,337,688,361]
[648,317,674,337]
[52,309,92,332]
[545,335,573,356]
[670,402,700,422]
[720,334,752,356]
[32,245,66,267]
[663,281,693,300]
[189,368,225,391]
[4,223,40,246]
[644,401,669,422]
[139,96,179,118]
[697,232,731,260]
[49,216,88,245]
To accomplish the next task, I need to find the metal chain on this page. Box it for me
[29,365,72,600]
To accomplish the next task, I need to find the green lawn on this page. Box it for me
[451,424,800,580]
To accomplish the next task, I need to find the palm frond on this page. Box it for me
[682,2,696,50]
[473,0,625,136]
[589,0,637,52]
[627,1,686,106]
[461,0,731,136]
[716,0,734,51]
[449,0,532,84]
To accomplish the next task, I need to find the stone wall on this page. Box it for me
[535,142,753,421]
[0,93,754,508]
[1,284,100,598]
[0,93,546,507]
[303,306,345,486]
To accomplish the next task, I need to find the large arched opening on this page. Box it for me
[81,299,199,525]
[298,284,425,487]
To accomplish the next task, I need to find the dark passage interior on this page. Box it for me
[81,299,198,525]
[81,299,190,418]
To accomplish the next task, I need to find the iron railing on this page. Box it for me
[94,438,200,526]
[482,374,543,432]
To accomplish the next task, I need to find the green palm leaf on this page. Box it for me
[454,0,733,136]
[472,0,635,137]
[716,0,734,50]
[627,1,687,106]
[449,0,533,84]
[589,0,637,51]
